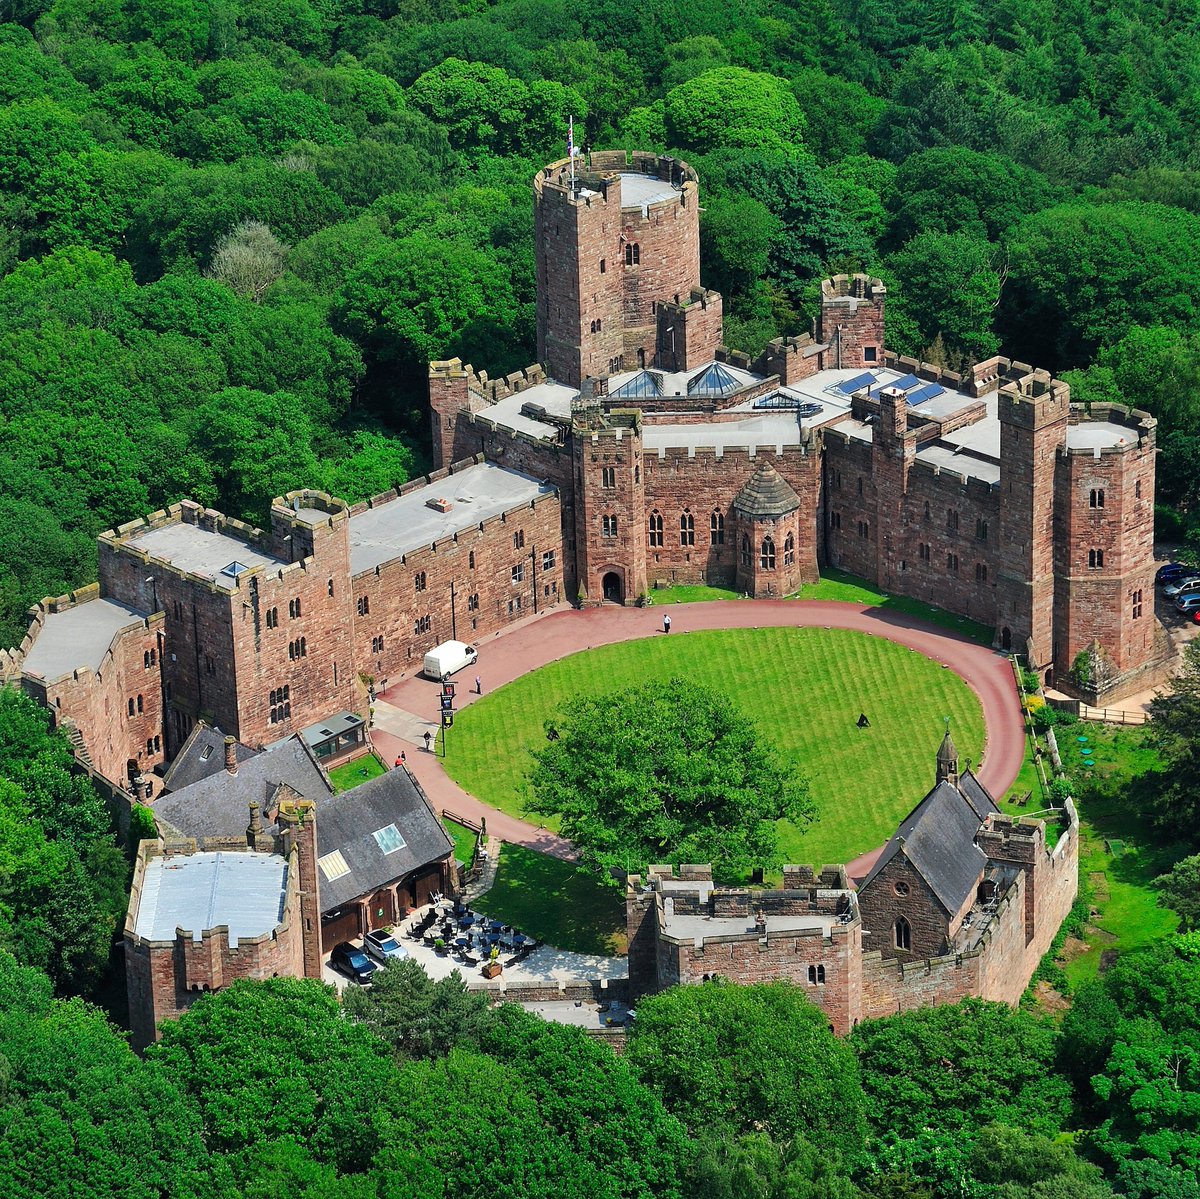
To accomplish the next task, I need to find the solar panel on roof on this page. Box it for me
[890,373,921,391]
[906,383,946,406]
[835,371,876,395]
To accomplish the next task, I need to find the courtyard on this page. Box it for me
[442,625,988,867]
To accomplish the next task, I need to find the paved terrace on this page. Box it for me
[373,599,1025,873]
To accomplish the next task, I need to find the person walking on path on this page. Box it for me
[475,675,482,694]
[394,751,406,768]
[663,613,672,634]
[423,730,433,752]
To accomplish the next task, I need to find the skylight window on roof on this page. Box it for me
[221,561,250,578]
[199,745,213,761]
[686,361,739,397]
[610,370,663,399]
[318,849,351,881]
[373,824,407,854]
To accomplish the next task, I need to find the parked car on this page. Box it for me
[1156,562,1191,585]
[363,929,409,964]
[1163,577,1200,598]
[1175,593,1200,614]
[330,941,377,985]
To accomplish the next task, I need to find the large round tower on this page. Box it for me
[534,151,701,387]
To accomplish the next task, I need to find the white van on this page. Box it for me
[422,640,478,681]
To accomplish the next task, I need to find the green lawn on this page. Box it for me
[444,627,985,869]
[639,569,994,645]
[327,752,387,793]
[473,842,627,956]
[1054,723,1181,986]
[791,568,995,645]
[444,818,479,866]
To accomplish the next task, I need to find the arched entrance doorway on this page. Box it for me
[1000,627,1011,651]
[602,572,624,603]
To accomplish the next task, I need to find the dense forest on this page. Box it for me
[5,0,1200,642]
[4,942,1199,1199]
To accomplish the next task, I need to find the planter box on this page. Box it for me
[481,961,502,979]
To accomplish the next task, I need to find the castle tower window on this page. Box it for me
[602,515,618,538]
[710,511,724,545]
[919,542,931,562]
[680,512,695,546]
[975,518,988,541]
[1135,479,1142,499]
[467,593,479,612]
[924,501,931,522]
[128,698,135,717]
[760,537,776,569]
[357,596,369,617]
[601,467,616,488]
[784,532,795,567]
[857,477,863,496]
[830,511,841,530]
[511,563,525,584]
[266,607,278,628]
[513,530,525,549]
[600,258,606,274]
[976,562,988,583]
[469,551,476,569]
[947,553,958,574]
[1132,589,1143,619]
[415,571,427,592]
[288,597,301,619]
[947,509,960,532]
[542,549,556,571]
[328,578,334,597]
[741,534,751,567]
[1088,548,1104,569]
[1090,488,1105,508]
[894,916,911,951]
[372,635,384,654]
[414,615,431,634]
[625,243,640,266]
[858,520,869,539]
[648,511,664,547]
[864,346,877,363]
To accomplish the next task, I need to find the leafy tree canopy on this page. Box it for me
[527,677,811,880]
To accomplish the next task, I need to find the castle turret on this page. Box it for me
[732,464,804,598]
[819,274,886,369]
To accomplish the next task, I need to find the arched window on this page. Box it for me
[127,698,135,717]
[894,916,911,951]
[1088,548,1104,568]
[625,243,640,266]
[741,534,751,567]
[710,511,724,545]
[760,536,775,569]
[680,512,695,546]
[648,511,663,547]
[469,551,476,569]
[784,532,795,567]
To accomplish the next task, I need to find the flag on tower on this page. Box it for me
[568,115,576,158]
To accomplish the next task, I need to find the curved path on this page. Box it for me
[372,601,1026,866]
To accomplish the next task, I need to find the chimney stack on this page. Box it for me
[246,801,262,845]
[224,735,238,775]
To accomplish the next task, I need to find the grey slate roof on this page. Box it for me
[860,780,989,915]
[162,723,256,792]
[314,768,454,911]
[958,768,1000,823]
[732,463,801,518]
[154,735,332,839]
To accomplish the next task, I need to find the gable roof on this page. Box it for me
[153,735,332,840]
[860,780,988,914]
[958,768,1000,823]
[314,768,454,911]
[162,722,256,792]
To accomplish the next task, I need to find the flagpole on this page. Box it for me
[569,115,575,193]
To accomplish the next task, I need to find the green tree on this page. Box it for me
[1156,855,1200,931]
[664,67,806,154]
[341,957,494,1060]
[851,999,1071,1140]
[527,678,811,880]
[627,980,867,1156]
[1143,639,1200,841]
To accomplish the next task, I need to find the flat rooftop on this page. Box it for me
[125,523,285,588]
[1066,421,1137,451]
[661,905,842,943]
[133,851,288,944]
[474,380,576,439]
[348,461,554,574]
[23,597,146,680]
[619,172,678,208]
[643,411,807,455]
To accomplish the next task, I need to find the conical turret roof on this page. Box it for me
[732,463,801,519]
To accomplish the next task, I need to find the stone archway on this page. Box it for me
[602,572,624,603]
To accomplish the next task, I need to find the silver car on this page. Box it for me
[1164,576,1200,598]
[363,929,409,964]
[1175,593,1200,614]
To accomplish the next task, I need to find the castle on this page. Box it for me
[2,148,1164,815]
[626,732,1080,1032]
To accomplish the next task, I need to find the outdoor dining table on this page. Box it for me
[459,914,477,927]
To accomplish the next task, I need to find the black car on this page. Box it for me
[1157,562,1191,585]
[330,941,377,985]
